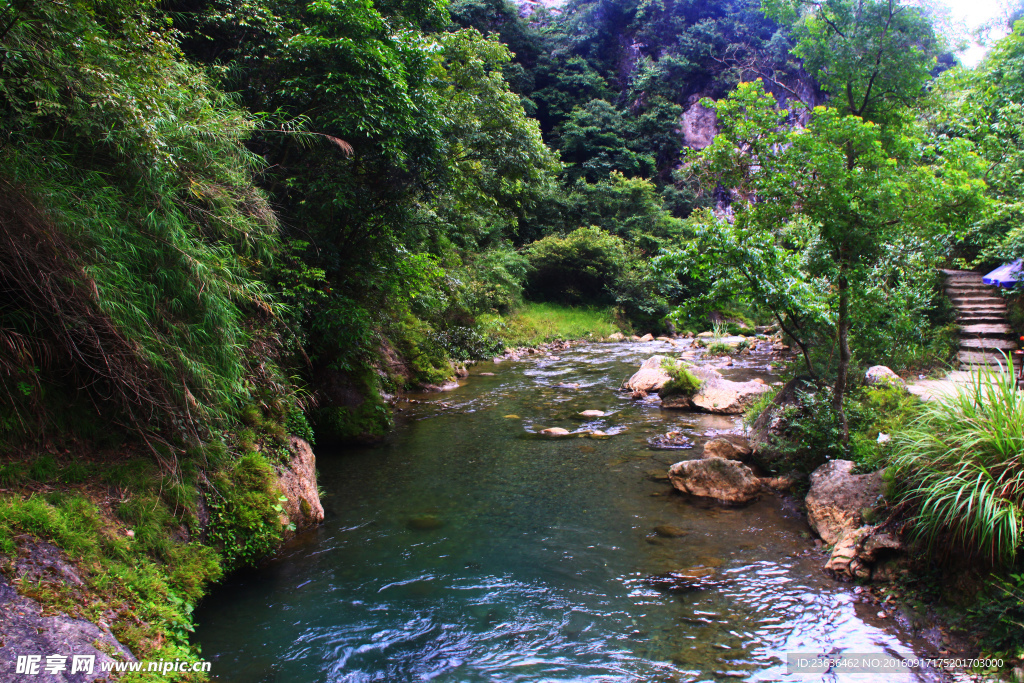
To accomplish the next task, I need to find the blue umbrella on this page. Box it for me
[983,259,1023,288]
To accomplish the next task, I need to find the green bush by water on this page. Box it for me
[893,368,1024,565]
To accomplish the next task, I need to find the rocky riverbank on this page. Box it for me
[0,437,325,680]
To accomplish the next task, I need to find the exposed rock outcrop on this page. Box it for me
[668,457,762,505]
[277,437,325,537]
[0,543,136,682]
[805,460,886,545]
[824,527,902,580]
[681,96,718,150]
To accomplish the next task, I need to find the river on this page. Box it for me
[193,339,949,682]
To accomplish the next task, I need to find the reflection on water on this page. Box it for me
[194,341,948,682]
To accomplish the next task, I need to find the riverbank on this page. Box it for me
[0,434,324,681]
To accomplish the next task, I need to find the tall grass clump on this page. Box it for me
[0,0,294,441]
[893,366,1024,565]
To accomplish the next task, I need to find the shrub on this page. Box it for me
[205,453,283,569]
[659,360,702,396]
[461,247,529,314]
[965,572,1024,658]
[523,227,627,305]
[705,341,732,356]
[753,385,849,474]
[743,385,780,428]
[893,368,1024,565]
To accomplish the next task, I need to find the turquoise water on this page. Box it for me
[193,341,944,682]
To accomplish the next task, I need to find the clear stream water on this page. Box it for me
[193,340,950,683]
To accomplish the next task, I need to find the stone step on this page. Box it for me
[950,295,1006,304]
[960,323,1014,336]
[957,315,1010,325]
[958,350,1020,367]
[960,337,1018,350]
[946,286,1000,296]
[955,304,1008,313]
[943,273,984,283]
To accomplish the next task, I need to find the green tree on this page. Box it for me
[763,0,939,122]
[670,79,982,436]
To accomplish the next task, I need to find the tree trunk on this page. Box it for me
[833,272,850,442]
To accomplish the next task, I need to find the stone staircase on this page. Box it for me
[942,269,1018,370]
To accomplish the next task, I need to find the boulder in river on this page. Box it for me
[540,427,571,437]
[668,457,762,505]
[607,332,625,342]
[648,431,694,450]
[624,355,675,393]
[661,369,770,415]
[805,460,886,545]
[578,410,605,417]
[702,436,752,462]
[653,524,688,538]
[645,567,718,593]
[638,333,655,342]
[407,513,445,530]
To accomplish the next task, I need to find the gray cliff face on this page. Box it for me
[679,69,823,152]
[512,0,564,18]
[681,95,719,150]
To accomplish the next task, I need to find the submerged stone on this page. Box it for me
[407,514,445,531]
[579,410,605,417]
[648,431,694,450]
[653,524,688,538]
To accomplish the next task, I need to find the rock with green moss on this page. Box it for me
[276,437,325,539]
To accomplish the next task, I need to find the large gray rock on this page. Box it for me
[624,355,675,392]
[864,365,906,390]
[277,437,325,537]
[668,457,762,505]
[805,460,886,545]
[0,544,136,682]
[662,373,771,414]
